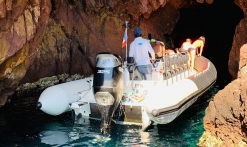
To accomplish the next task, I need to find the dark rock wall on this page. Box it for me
[0,0,247,145]
[0,0,189,105]
[200,0,247,145]
[20,0,181,84]
[0,0,51,106]
[173,0,243,89]
[229,0,247,80]
[228,19,247,80]
[202,44,247,146]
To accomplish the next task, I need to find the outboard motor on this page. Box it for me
[93,52,123,134]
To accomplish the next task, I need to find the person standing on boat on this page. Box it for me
[179,38,192,53]
[192,36,205,56]
[129,28,155,80]
[176,38,192,66]
[151,40,166,58]
[190,36,205,71]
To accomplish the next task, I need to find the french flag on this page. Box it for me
[122,29,127,48]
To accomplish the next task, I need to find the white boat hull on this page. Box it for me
[37,77,94,115]
[37,55,216,127]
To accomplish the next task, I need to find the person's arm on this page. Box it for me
[199,41,204,56]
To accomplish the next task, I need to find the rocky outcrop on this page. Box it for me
[198,0,247,145]
[0,0,51,106]
[0,0,246,145]
[1,0,194,106]
[199,20,247,146]
[235,0,247,21]
[199,45,247,146]
[228,19,247,80]
[229,0,247,79]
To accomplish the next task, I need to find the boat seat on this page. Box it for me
[131,68,142,80]
[127,64,135,73]
[173,68,182,81]
[125,57,142,80]
[155,55,163,60]
[163,71,172,80]
[126,57,135,64]
[163,71,173,85]
[176,67,184,80]
[163,55,178,70]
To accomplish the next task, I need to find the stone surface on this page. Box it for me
[0,0,190,106]
[0,0,246,145]
[228,0,247,79]
[238,44,247,77]
[0,0,51,106]
[201,22,247,145]
[201,72,247,146]
[228,19,247,79]
[200,2,247,145]
[235,0,247,21]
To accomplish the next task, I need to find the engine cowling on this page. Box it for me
[93,52,123,134]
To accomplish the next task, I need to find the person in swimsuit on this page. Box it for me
[190,36,205,71]
[176,38,192,66]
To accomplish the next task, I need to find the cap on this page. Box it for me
[134,28,142,36]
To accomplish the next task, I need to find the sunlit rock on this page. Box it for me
[228,20,247,79]
[0,0,51,106]
[201,31,247,146]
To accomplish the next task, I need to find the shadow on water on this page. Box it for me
[0,85,218,147]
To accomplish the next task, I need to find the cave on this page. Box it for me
[0,0,244,106]
[0,1,246,146]
[172,0,243,89]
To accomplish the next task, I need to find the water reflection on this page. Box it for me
[38,117,161,147]
[39,122,70,146]
[0,85,219,147]
[117,125,159,147]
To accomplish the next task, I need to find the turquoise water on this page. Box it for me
[0,85,218,147]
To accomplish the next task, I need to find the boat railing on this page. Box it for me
[162,52,190,85]
[125,53,190,85]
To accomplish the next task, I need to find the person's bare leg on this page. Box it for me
[187,52,190,67]
[190,52,195,71]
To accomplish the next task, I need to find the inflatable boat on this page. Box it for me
[36,51,217,134]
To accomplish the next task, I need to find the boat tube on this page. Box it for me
[36,51,217,132]
[36,78,93,116]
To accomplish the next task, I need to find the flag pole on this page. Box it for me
[123,21,130,87]
[125,21,128,61]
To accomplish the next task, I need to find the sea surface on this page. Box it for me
[0,85,218,147]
